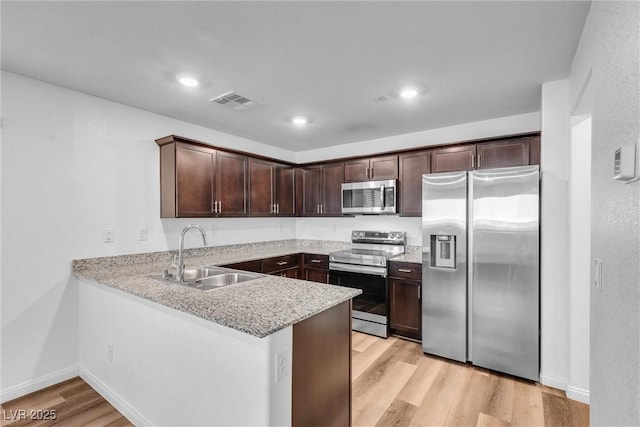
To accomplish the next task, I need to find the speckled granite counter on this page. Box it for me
[73,239,359,338]
[389,245,423,264]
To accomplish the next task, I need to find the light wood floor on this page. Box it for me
[2,334,589,426]
[0,377,132,427]
[352,332,589,426]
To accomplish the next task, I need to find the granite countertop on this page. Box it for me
[72,239,360,338]
[389,245,423,264]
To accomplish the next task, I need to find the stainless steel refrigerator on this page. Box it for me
[422,165,539,381]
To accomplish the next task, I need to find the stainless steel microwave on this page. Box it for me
[341,180,397,215]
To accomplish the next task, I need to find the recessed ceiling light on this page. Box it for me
[291,116,308,126]
[400,88,419,99]
[177,75,199,87]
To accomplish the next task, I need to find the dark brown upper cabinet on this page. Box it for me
[476,138,531,169]
[157,137,248,218]
[249,158,295,216]
[431,136,540,174]
[430,144,477,173]
[398,150,431,217]
[344,155,398,182]
[297,162,344,216]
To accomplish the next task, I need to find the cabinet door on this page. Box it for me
[305,268,328,284]
[431,144,476,173]
[321,162,345,216]
[389,279,422,340]
[477,138,530,169]
[300,166,322,216]
[529,136,540,166]
[370,155,399,180]
[344,159,369,182]
[274,163,296,216]
[281,268,299,279]
[216,151,249,217]
[249,158,274,216]
[399,151,430,216]
[176,143,215,217]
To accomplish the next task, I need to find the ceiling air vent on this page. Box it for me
[209,91,261,111]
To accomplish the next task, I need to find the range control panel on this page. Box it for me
[351,230,406,245]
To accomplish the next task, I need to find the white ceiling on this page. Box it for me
[1,1,590,152]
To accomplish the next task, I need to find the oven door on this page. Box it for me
[329,263,389,337]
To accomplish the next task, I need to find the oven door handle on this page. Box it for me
[329,262,387,277]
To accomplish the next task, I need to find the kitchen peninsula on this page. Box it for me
[73,239,360,426]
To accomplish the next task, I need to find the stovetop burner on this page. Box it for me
[329,230,406,267]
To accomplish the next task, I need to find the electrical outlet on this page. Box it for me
[107,343,114,363]
[275,351,289,382]
[137,227,148,241]
[103,228,115,243]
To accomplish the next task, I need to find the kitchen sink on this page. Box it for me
[188,272,263,291]
[149,266,263,291]
[181,266,229,281]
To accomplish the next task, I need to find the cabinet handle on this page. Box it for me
[478,154,481,169]
[398,268,412,273]
[218,201,222,213]
[212,201,216,213]
[321,204,324,214]
[471,155,476,169]
[277,261,288,266]
[311,259,322,263]
[317,204,320,214]
[276,204,280,214]
[271,204,275,214]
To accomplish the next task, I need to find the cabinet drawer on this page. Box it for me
[303,254,329,269]
[262,254,299,273]
[388,262,422,281]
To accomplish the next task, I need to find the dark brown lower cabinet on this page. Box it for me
[274,267,299,278]
[302,253,329,284]
[293,300,352,427]
[388,261,422,341]
[220,259,262,273]
[304,268,328,283]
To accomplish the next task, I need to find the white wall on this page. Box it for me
[539,80,571,392]
[0,71,297,400]
[296,112,540,164]
[568,2,640,424]
[568,115,591,402]
[79,280,292,426]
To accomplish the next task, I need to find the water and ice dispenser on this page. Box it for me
[430,234,456,269]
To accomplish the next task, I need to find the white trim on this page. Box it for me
[79,365,151,427]
[0,366,78,403]
[540,373,568,391]
[566,384,590,404]
[541,373,590,404]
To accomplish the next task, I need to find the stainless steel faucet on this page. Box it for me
[173,224,208,282]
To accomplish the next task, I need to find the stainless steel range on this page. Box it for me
[329,230,406,338]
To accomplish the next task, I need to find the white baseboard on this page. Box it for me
[0,366,78,403]
[566,384,590,404]
[79,365,152,426]
[540,373,568,391]
[541,373,590,404]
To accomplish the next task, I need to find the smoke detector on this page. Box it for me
[209,91,261,111]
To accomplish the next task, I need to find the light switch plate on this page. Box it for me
[594,258,602,292]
